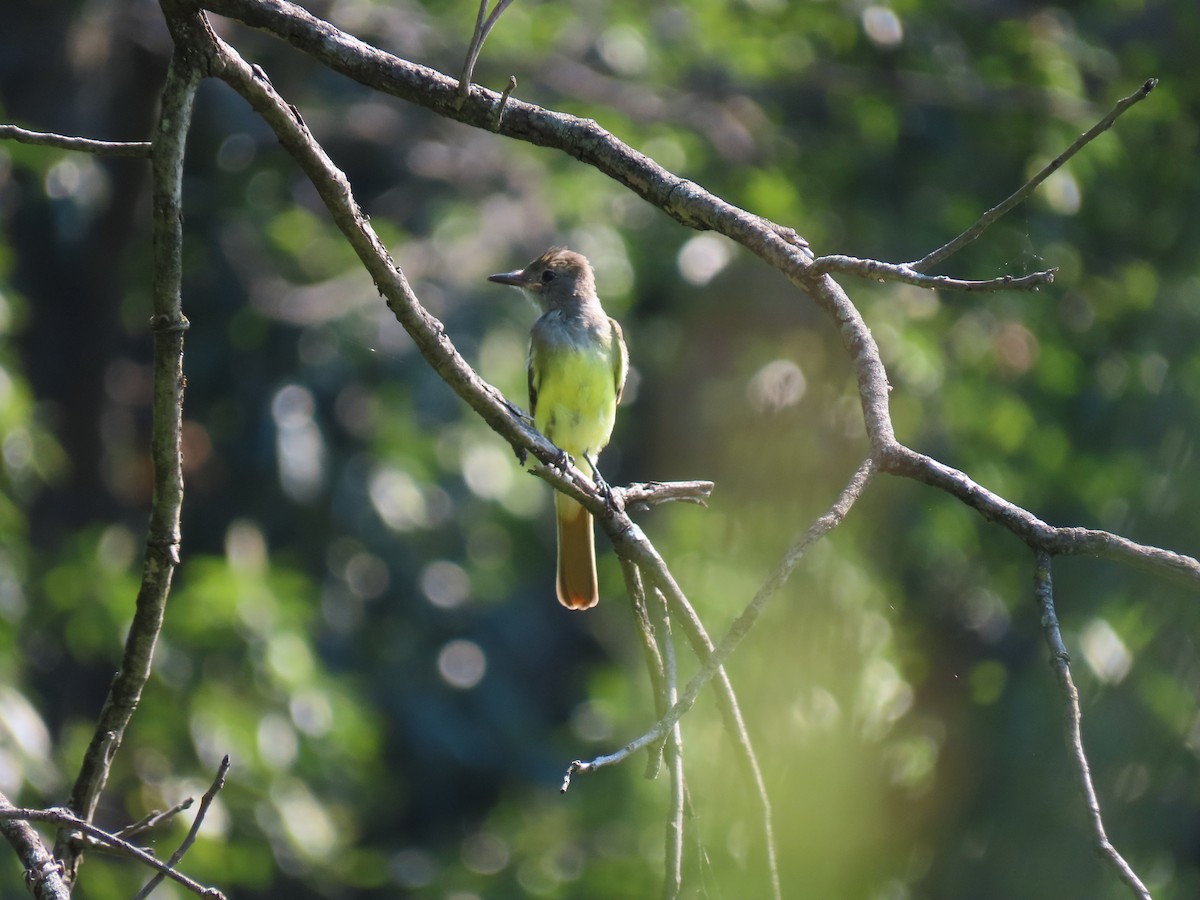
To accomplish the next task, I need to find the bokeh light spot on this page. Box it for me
[437,640,487,689]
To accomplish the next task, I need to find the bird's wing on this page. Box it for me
[609,317,629,404]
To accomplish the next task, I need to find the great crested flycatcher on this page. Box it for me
[489,248,628,610]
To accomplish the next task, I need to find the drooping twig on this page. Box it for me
[1,806,224,898]
[810,254,1057,292]
[1033,555,1151,900]
[910,78,1157,272]
[56,43,199,880]
[132,755,231,900]
[0,123,152,157]
[456,0,516,106]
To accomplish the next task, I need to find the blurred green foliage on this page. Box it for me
[2,0,1200,897]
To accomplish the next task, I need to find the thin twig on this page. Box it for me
[0,124,152,157]
[910,78,1157,272]
[621,559,668,779]
[810,254,1057,292]
[116,797,196,839]
[568,458,875,781]
[1033,555,1151,900]
[132,755,231,900]
[456,0,516,106]
[57,46,198,879]
[649,586,684,900]
[0,807,224,899]
[619,480,714,511]
[492,74,517,130]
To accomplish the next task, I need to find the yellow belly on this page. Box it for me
[533,346,618,472]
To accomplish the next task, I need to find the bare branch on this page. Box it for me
[621,560,668,779]
[0,123,151,157]
[910,78,1157,272]
[133,755,231,900]
[1033,555,1151,900]
[0,806,224,898]
[810,254,1057,293]
[0,793,71,900]
[199,0,815,276]
[116,797,196,839]
[884,445,1200,587]
[649,587,684,900]
[456,0,516,105]
[57,43,199,879]
[619,480,714,511]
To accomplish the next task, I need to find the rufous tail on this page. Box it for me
[555,492,598,609]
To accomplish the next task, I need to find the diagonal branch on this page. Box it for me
[568,458,876,780]
[200,0,815,275]
[1033,555,1151,900]
[910,78,1157,272]
[132,755,231,900]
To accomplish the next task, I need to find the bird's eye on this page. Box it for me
[540,269,556,284]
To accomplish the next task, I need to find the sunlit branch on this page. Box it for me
[1033,555,1151,900]
[0,124,151,157]
[810,254,1057,293]
[57,42,199,881]
[569,458,875,781]
[910,78,1157,272]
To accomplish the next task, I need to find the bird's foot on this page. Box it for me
[585,452,618,510]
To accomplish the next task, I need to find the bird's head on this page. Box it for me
[488,247,596,311]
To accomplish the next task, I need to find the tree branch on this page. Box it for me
[884,445,1200,586]
[456,0,515,105]
[0,124,152,157]
[0,793,70,900]
[1,806,225,899]
[910,78,1158,272]
[1033,555,1151,900]
[810,254,1057,292]
[132,755,231,900]
[56,39,199,880]
[649,587,684,900]
[199,0,815,275]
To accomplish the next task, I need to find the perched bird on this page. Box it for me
[489,248,628,609]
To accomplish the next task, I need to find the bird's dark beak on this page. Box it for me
[488,269,526,287]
